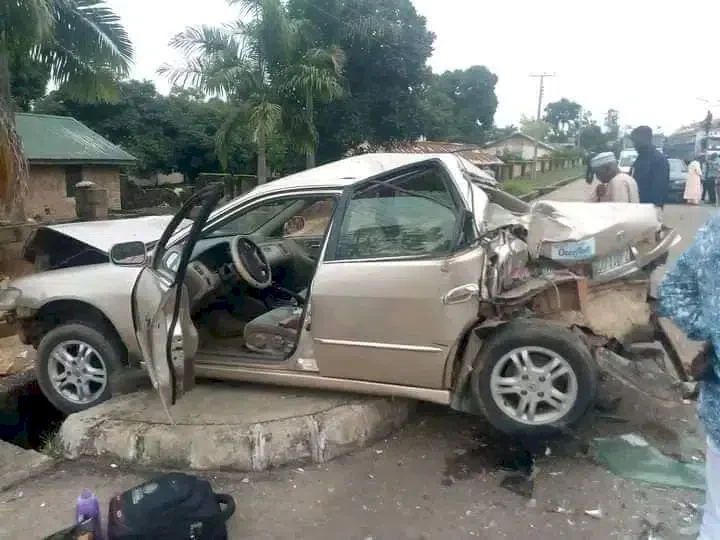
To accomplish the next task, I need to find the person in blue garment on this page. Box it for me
[630,126,670,217]
[659,213,720,539]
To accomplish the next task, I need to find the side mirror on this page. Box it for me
[109,241,147,266]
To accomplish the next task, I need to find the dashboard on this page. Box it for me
[160,235,296,308]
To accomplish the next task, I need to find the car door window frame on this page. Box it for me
[324,159,468,263]
[199,189,341,240]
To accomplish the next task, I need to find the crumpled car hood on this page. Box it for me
[23,215,175,271]
[526,200,660,260]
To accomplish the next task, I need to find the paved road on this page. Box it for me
[7,184,717,540]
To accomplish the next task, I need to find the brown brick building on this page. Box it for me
[16,113,136,221]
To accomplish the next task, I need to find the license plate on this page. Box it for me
[592,248,633,275]
[550,238,596,260]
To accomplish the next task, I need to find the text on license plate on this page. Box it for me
[592,248,633,275]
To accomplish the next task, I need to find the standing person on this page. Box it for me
[684,156,703,205]
[659,214,720,539]
[630,126,670,216]
[702,155,717,205]
[584,152,595,184]
[588,152,640,202]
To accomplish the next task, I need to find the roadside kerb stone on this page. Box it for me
[59,382,415,471]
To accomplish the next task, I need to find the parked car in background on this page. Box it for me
[666,158,689,203]
[618,149,638,174]
[0,153,680,437]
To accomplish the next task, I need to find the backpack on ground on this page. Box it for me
[107,472,235,540]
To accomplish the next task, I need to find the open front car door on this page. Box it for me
[129,184,224,417]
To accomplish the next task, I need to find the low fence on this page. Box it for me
[491,157,582,181]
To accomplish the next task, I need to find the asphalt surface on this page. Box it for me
[3,182,718,540]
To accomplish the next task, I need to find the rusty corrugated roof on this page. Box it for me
[348,140,503,166]
[15,113,136,165]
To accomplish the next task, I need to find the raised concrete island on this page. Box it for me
[60,382,415,471]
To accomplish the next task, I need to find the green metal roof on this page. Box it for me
[15,113,136,165]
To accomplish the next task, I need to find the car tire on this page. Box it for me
[470,320,598,436]
[36,322,125,415]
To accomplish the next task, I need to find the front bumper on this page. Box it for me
[591,227,680,284]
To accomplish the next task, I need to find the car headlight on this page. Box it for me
[0,287,21,311]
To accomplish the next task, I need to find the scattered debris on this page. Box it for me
[546,503,572,515]
[584,508,603,519]
[593,433,705,491]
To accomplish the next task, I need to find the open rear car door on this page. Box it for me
[127,184,224,417]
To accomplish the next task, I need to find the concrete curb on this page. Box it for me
[519,174,583,201]
[60,390,415,471]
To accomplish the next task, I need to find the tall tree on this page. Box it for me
[288,0,434,161]
[544,98,582,142]
[9,52,50,112]
[36,80,257,179]
[280,42,345,169]
[519,115,551,142]
[162,0,344,180]
[425,66,498,144]
[0,0,132,217]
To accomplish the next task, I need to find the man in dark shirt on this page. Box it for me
[630,125,670,211]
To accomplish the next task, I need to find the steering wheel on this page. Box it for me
[229,236,272,289]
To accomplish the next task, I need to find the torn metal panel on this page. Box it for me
[526,200,660,260]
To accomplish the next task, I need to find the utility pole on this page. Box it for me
[530,72,555,182]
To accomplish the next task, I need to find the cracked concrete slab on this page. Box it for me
[59,381,415,471]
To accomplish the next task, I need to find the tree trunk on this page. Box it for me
[257,137,268,185]
[305,88,316,169]
[0,40,27,221]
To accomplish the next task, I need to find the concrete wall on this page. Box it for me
[25,164,122,221]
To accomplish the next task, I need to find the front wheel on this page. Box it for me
[470,320,598,436]
[36,322,125,415]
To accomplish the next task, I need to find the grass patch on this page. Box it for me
[40,430,64,458]
[501,166,584,197]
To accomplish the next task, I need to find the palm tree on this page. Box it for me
[161,0,345,180]
[0,0,133,217]
[161,1,286,185]
[281,44,345,169]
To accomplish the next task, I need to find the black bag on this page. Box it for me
[107,473,235,540]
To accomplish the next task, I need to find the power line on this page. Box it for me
[529,72,555,182]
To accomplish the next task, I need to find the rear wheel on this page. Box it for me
[36,322,125,415]
[470,320,598,436]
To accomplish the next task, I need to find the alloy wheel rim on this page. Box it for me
[489,346,578,426]
[47,340,107,405]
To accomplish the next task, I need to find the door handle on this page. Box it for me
[307,241,322,249]
[442,283,479,305]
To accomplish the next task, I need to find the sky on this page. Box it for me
[107,0,720,135]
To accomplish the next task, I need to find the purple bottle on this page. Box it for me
[76,489,103,540]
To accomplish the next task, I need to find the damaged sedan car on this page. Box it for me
[1,153,680,435]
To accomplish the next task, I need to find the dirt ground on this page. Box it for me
[0,336,32,377]
[1,186,715,539]
[1,393,706,540]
